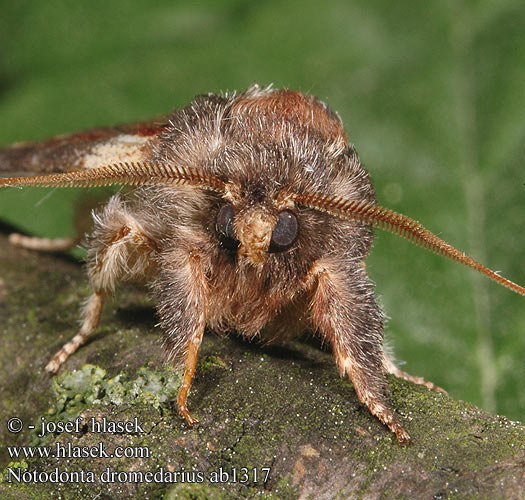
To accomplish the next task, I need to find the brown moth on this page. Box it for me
[1,85,523,444]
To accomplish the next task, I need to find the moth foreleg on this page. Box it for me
[308,258,411,444]
[153,246,209,428]
[177,322,205,427]
[45,195,157,374]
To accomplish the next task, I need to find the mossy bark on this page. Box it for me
[0,231,524,500]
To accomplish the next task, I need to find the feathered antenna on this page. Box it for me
[292,192,525,296]
[0,161,227,194]
[3,162,522,296]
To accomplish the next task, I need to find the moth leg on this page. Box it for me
[45,291,104,373]
[177,321,205,427]
[384,356,447,394]
[308,258,410,444]
[9,234,80,252]
[153,247,209,428]
[45,195,157,374]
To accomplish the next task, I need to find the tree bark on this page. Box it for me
[0,230,524,500]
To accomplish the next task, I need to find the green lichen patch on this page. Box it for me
[0,460,28,484]
[198,355,230,372]
[31,364,182,446]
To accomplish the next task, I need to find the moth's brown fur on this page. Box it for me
[2,85,523,444]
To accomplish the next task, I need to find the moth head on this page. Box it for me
[217,183,299,265]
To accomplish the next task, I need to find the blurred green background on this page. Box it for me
[1,0,524,422]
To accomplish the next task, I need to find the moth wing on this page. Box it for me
[0,118,168,176]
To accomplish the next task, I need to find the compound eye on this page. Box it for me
[216,204,239,251]
[269,210,298,253]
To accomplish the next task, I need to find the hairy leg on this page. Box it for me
[153,245,209,427]
[308,258,410,444]
[45,195,157,373]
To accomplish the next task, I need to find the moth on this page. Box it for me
[1,85,523,444]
